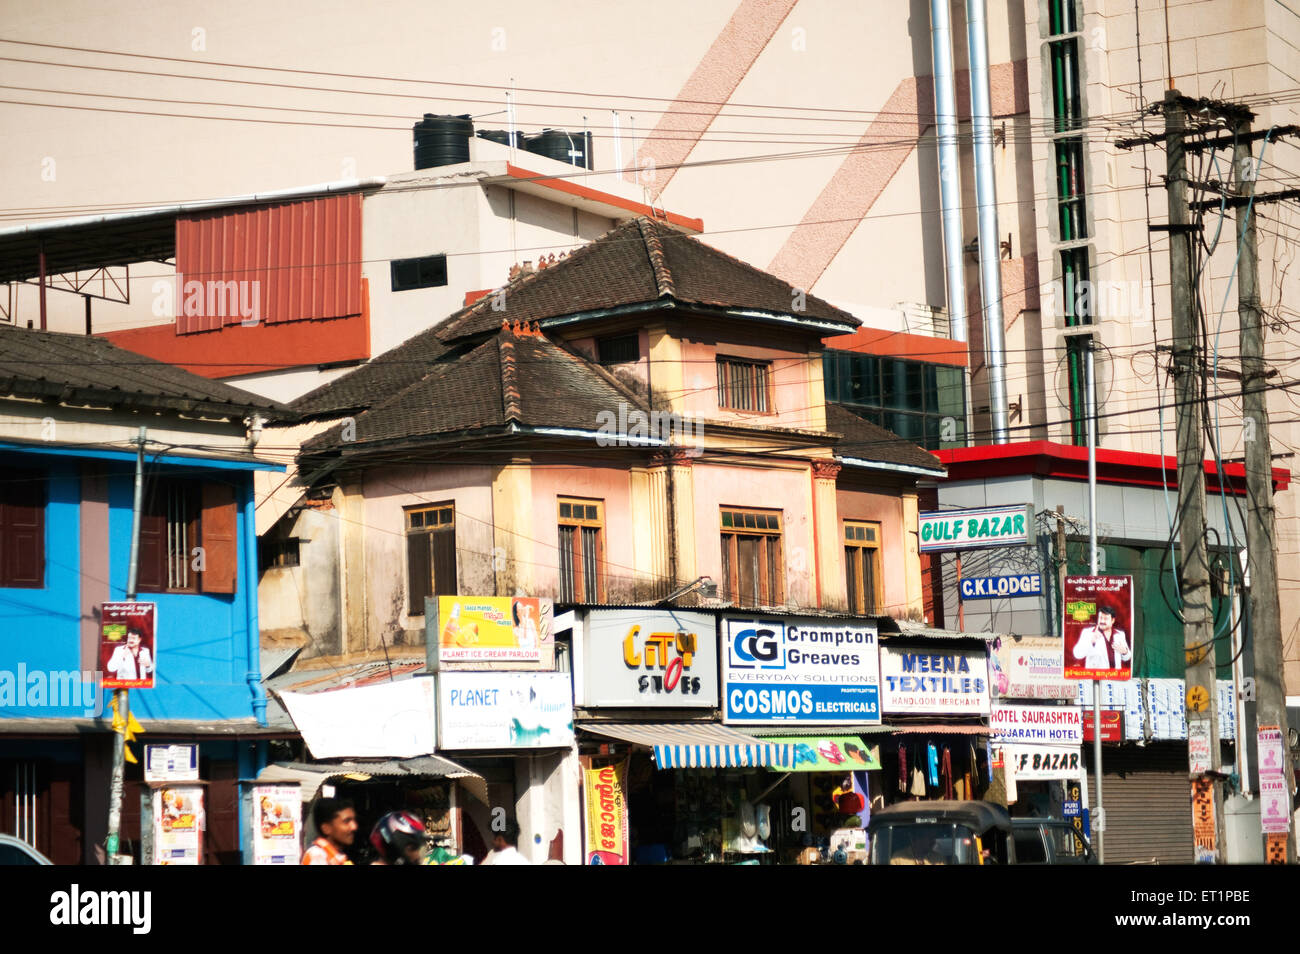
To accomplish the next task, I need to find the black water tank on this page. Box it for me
[413,114,473,170]
[524,129,594,170]
[476,129,523,149]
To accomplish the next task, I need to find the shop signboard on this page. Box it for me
[251,784,302,865]
[1063,576,1135,680]
[435,596,553,666]
[918,504,1033,553]
[1081,708,1124,742]
[152,784,204,865]
[438,671,574,750]
[582,758,629,865]
[280,677,436,760]
[990,704,1082,745]
[758,736,882,771]
[989,636,1073,700]
[1004,744,1084,780]
[879,645,990,715]
[144,744,198,783]
[579,609,717,708]
[721,616,881,725]
[960,574,1042,600]
[100,601,157,690]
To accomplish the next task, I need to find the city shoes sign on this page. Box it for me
[918,504,1034,553]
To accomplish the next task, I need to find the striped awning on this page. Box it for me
[579,722,793,770]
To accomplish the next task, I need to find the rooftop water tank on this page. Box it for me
[413,114,473,170]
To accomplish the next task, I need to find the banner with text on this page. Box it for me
[989,636,1074,700]
[879,646,990,715]
[990,704,1082,745]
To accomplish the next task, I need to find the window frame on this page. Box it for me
[557,497,605,604]
[137,478,202,594]
[843,519,883,615]
[0,467,46,589]
[390,254,449,292]
[719,507,785,608]
[596,333,640,365]
[716,356,773,414]
[405,502,458,616]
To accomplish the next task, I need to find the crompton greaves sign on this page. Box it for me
[960,574,1042,600]
[918,505,1033,553]
[880,646,990,714]
[990,704,1083,745]
[722,617,881,725]
[580,609,718,708]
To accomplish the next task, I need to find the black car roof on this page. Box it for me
[868,800,1013,833]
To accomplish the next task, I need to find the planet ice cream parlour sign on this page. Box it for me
[918,504,1034,553]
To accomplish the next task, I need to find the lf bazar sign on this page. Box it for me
[579,610,718,708]
[918,505,1033,553]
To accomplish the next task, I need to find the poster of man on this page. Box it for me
[100,601,157,689]
[1063,576,1134,681]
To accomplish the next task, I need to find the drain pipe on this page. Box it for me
[930,0,972,447]
[966,0,1010,443]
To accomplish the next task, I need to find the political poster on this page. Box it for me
[1063,576,1134,681]
[152,784,204,865]
[990,704,1082,745]
[437,596,552,665]
[722,617,881,724]
[100,601,157,690]
[879,646,990,715]
[252,784,302,865]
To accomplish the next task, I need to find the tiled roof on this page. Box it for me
[432,216,860,343]
[0,323,287,417]
[302,321,649,453]
[826,403,945,474]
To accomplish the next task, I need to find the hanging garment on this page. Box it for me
[942,746,954,800]
[910,766,927,797]
[927,743,940,788]
[898,744,908,793]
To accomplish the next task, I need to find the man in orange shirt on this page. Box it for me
[301,797,357,865]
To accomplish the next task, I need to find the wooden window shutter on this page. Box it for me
[136,507,166,592]
[200,481,239,594]
[1,473,45,587]
[431,526,457,596]
[407,532,432,615]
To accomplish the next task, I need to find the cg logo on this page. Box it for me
[730,627,781,669]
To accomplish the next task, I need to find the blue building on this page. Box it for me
[0,325,289,863]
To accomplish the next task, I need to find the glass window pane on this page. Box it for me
[722,511,734,528]
[586,505,598,521]
[409,511,423,528]
[560,503,571,519]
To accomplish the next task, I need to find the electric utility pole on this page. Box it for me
[106,426,146,864]
[1233,121,1297,863]
[1164,90,1226,863]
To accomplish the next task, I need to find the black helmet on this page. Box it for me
[370,811,427,864]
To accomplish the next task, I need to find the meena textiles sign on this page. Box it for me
[918,505,1033,553]
[1063,576,1135,680]
[988,636,1074,700]
[990,704,1083,745]
[879,646,990,714]
[722,616,881,725]
[438,671,574,749]
[580,609,717,707]
[436,596,553,666]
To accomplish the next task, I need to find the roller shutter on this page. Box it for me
[1084,744,1192,864]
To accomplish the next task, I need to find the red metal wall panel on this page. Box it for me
[175,193,362,334]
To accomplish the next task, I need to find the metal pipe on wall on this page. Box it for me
[930,0,972,447]
[965,0,1010,443]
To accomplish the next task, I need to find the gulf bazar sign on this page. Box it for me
[879,645,990,715]
[722,617,881,725]
[579,609,717,707]
[918,504,1034,553]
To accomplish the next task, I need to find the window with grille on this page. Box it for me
[558,498,604,603]
[261,538,301,571]
[720,508,784,608]
[0,468,45,588]
[138,480,200,593]
[406,503,457,615]
[844,520,882,615]
[597,334,640,365]
[390,254,448,291]
[716,357,771,412]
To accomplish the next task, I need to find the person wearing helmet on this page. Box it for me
[369,810,428,865]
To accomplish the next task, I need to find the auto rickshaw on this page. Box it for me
[867,800,1016,865]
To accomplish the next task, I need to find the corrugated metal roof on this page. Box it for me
[886,724,989,735]
[254,757,487,804]
[731,724,893,737]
